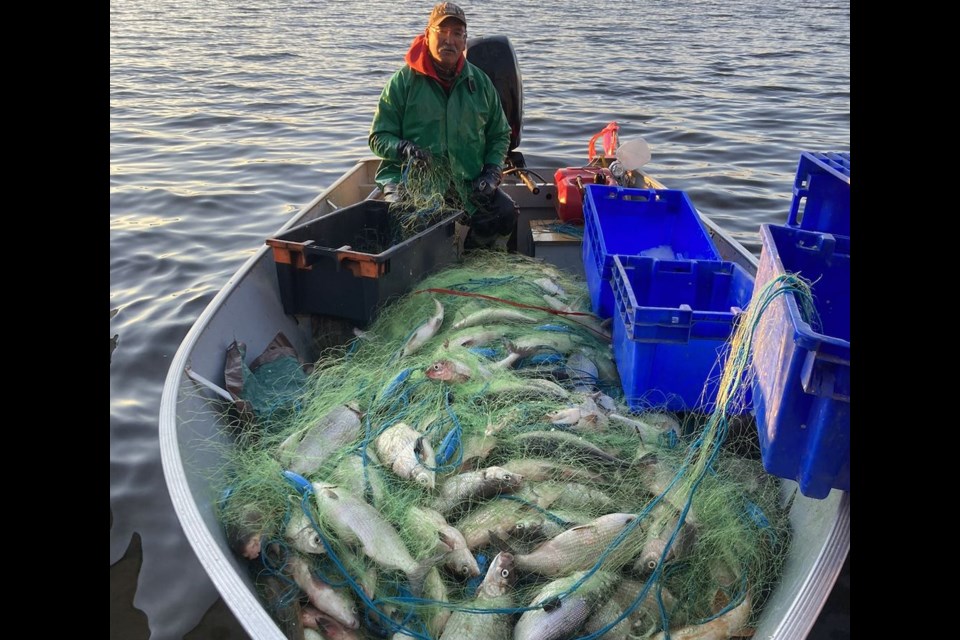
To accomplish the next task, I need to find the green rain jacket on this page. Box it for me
[369,40,511,215]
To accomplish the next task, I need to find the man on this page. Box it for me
[368,2,518,250]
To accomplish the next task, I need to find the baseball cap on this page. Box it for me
[427,2,467,30]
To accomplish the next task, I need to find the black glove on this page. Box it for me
[471,164,503,198]
[397,140,431,166]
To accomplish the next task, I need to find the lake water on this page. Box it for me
[109,0,849,637]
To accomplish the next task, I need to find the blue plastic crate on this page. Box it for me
[611,255,755,413]
[750,224,850,499]
[787,151,850,237]
[582,185,721,319]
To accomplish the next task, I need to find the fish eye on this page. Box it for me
[500,568,510,578]
[352,605,359,613]
[312,535,322,545]
[514,523,525,531]
[460,565,470,575]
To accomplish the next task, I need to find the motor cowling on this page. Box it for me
[466,35,523,155]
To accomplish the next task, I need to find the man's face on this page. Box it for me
[426,18,467,70]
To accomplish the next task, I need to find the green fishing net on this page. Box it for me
[196,249,818,640]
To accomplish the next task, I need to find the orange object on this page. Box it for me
[587,122,620,163]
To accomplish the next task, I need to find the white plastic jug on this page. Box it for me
[616,138,652,171]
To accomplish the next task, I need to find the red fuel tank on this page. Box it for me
[554,167,616,224]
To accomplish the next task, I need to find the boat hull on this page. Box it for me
[159,158,849,640]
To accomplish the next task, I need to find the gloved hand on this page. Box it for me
[471,164,503,198]
[397,140,431,166]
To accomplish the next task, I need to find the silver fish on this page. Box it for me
[402,298,444,357]
[513,569,621,640]
[444,325,510,349]
[374,422,436,489]
[280,403,364,477]
[285,508,327,556]
[500,458,604,484]
[544,395,609,432]
[510,512,640,577]
[301,604,364,640]
[285,551,360,630]
[431,466,525,514]
[484,377,570,400]
[329,449,388,508]
[611,578,678,638]
[512,430,627,466]
[452,307,540,330]
[391,566,452,639]
[456,484,552,549]
[311,483,436,596]
[224,503,269,560]
[650,590,752,640]
[534,277,568,299]
[583,598,631,640]
[407,506,481,579]
[508,509,590,544]
[633,502,697,575]
[439,552,516,640]
[609,411,682,444]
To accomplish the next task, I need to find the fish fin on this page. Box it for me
[487,530,518,555]
[435,530,456,553]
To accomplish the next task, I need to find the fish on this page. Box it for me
[484,377,570,400]
[494,339,536,369]
[513,569,621,640]
[500,458,604,484]
[406,506,481,579]
[425,358,475,383]
[502,512,640,577]
[224,503,269,560]
[607,578,679,639]
[564,350,600,392]
[439,552,516,640]
[301,604,364,640]
[544,395,609,432]
[649,590,752,640]
[311,482,439,597]
[374,421,436,489]
[285,508,327,556]
[279,402,364,477]
[443,325,510,349]
[632,502,697,575]
[457,434,498,472]
[582,598,632,640]
[510,331,580,355]
[541,295,612,340]
[507,509,590,544]
[284,551,360,630]
[452,307,540,330]
[402,298,444,357]
[609,411,682,446]
[455,484,555,549]
[512,429,628,466]
[329,449,388,508]
[256,571,304,640]
[534,277,568,299]
[430,466,525,515]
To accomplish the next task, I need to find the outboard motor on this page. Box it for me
[466,35,524,168]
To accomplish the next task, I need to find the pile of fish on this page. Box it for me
[217,252,786,640]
